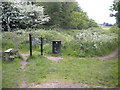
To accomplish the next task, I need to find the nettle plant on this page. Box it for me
[1,1,50,31]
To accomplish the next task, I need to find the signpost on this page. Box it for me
[29,34,43,56]
[40,37,43,55]
[29,34,32,56]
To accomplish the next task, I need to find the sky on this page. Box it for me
[76,0,116,24]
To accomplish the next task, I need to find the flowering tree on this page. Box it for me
[1,1,50,31]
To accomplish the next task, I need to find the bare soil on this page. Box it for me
[20,53,29,70]
[44,55,64,62]
[19,53,29,88]
[29,82,84,88]
[29,81,111,88]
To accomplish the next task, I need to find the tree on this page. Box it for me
[110,0,120,28]
[36,2,98,29]
[1,1,50,31]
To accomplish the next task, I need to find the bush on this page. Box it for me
[2,27,119,57]
[109,26,120,34]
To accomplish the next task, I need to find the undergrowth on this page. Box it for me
[2,27,119,57]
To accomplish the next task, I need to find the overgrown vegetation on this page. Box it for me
[2,27,119,57]
[1,0,119,88]
[2,26,119,88]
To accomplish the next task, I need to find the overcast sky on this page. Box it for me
[76,0,116,24]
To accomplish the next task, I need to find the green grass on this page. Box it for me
[2,58,23,88]
[56,57,118,87]
[24,56,118,88]
[0,60,2,89]
[1,27,119,88]
[2,54,118,88]
[24,55,53,85]
[101,26,112,30]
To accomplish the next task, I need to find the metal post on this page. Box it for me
[29,34,32,56]
[41,37,43,55]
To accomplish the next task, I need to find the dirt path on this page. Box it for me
[44,55,64,62]
[29,82,84,88]
[18,48,119,88]
[29,81,111,88]
[20,53,29,70]
[19,53,29,88]
[96,48,120,60]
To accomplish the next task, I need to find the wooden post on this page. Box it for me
[29,34,32,56]
[40,37,43,55]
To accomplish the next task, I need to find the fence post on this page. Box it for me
[40,37,43,55]
[29,34,32,56]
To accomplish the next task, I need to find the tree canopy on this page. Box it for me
[36,2,98,29]
[110,0,120,28]
[1,1,98,31]
[1,2,50,31]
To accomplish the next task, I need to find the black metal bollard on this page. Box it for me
[52,40,61,54]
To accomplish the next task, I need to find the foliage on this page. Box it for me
[0,2,50,31]
[36,2,98,29]
[109,26,120,33]
[110,1,120,28]
[2,27,119,88]
[2,27,118,57]
[1,1,98,31]
[69,11,97,29]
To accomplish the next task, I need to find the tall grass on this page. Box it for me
[2,27,119,57]
[1,27,119,88]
